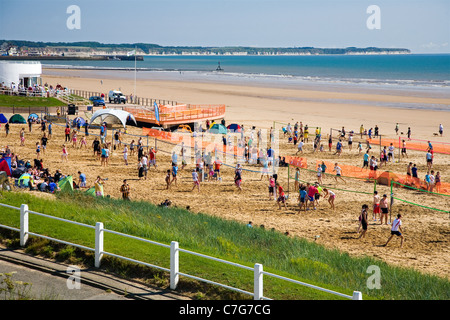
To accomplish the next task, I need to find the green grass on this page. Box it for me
[0,191,449,300]
[0,95,66,108]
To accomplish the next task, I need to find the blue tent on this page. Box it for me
[0,114,7,124]
[227,123,242,133]
[28,113,39,120]
[73,117,86,127]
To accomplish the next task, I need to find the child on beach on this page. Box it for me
[72,130,78,148]
[317,164,323,184]
[298,185,307,213]
[36,142,41,159]
[276,183,287,210]
[268,175,276,199]
[322,188,335,210]
[80,136,87,149]
[61,144,68,162]
[165,169,171,189]
[20,128,25,146]
[191,169,200,192]
[333,163,346,183]
[383,214,404,248]
[357,204,369,239]
[435,172,441,193]
[171,163,179,186]
[123,145,128,165]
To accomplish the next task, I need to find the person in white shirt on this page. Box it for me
[333,163,346,183]
[191,169,200,192]
[317,165,323,184]
[439,124,443,137]
[384,214,404,248]
[296,140,304,154]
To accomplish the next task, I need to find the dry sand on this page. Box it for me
[2,69,449,279]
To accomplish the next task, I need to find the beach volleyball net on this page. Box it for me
[367,137,450,155]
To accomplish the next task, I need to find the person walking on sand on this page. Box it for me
[333,163,346,183]
[357,204,369,239]
[384,214,404,248]
[19,127,25,146]
[191,169,200,192]
[61,144,68,162]
[276,183,287,210]
[322,188,335,210]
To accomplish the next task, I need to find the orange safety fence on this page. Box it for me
[316,160,450,195]
[126,104,226,124]
[284,156,308,169]
[367,137,450,155]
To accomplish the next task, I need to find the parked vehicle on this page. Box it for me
[108,90,127,104]
[89,96,105,106]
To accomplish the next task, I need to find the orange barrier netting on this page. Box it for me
[142,127,308,168]
[316,160,450,195]
[367,137,450,155]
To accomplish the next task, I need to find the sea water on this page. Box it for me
[41,54,450,110]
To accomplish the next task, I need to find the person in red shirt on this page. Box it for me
[214,159,221,179]
[65,125,71,142]
[307,183,318,210]
[277,183,287,210]
[148,147,157,168]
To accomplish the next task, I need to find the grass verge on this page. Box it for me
[0,191,449,300]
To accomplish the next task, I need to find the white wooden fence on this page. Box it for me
[0,202,363,300]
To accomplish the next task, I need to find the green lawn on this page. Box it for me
[0,191,448,300]
[0,94,66,108]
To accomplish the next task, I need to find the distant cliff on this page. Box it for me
[0,40,411,57]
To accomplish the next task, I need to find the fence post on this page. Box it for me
[170,241,179,290]
[95,222,104,268]
[352,291,363,300]
[20,204,29,247]
[254,263,263,300]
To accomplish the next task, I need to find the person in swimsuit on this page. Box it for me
[358,204,369,239]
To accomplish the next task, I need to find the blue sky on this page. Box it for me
[0,0,449,53]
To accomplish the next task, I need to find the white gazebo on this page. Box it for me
[0,61,42,90]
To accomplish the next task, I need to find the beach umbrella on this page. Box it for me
[227,123,242,133]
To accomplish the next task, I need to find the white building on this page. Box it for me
[0,61,42,90]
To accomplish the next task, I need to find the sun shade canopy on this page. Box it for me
[89,109,137,129]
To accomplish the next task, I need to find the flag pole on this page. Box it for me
[134,46,137,102]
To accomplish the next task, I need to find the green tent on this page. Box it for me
[18,173,32,187]
[9,114,26,124]
[59,175,74,192]
[209,123,227,134]
[85,187,96,196]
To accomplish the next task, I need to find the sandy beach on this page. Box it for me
[2,68,449,279]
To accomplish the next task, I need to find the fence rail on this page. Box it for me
[0,202,362,300]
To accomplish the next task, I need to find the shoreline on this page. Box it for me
[41,69,450,137]
[42,67,450,102]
